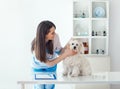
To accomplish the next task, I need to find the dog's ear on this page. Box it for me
[79,42,84,54]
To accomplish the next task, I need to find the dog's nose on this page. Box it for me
[74,46,76,49]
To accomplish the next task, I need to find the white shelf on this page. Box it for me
[92,18,108,20]
[72,36,90,39]
[73,18,90,20]
[73,0,109,56]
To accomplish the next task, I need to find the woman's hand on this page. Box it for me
[63,44,77,58]
[64,49,77,57]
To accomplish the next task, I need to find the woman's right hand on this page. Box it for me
[64,49,77,57]
[63,44,77,58]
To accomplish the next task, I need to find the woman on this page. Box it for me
[31,20,77,89]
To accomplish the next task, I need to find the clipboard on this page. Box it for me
[34,73,56,80]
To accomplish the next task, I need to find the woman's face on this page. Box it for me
[45,26,55,41]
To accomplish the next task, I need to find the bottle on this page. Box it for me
[103,31,106,36]
[92,30,94,36]
[96,49,99,54]
[95,32,98,36]
[101,49,105,54]
[82,12,86,18]
[83,42,89,54]
[81,10,86,18]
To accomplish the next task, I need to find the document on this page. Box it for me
[35,73,56,80]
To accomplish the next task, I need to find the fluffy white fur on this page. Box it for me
[63,40,92,77]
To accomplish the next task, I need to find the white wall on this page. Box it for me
[0,0,120,89]
[109,0,120,71]
[0,0,73,89]
[109,0,120,89]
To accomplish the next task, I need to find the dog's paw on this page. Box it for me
[62,72,68,76]
[82,71,92,76]
[70,73,79,77]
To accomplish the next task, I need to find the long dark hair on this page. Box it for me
[31,20,56,62]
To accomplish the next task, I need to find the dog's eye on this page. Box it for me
[72,43,74,45]
[76,44,78,46]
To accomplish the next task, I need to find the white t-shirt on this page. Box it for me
[53,33,62,52]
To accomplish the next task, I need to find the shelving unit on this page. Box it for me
[73,0,109,56]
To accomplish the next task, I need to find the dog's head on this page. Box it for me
[69,40,84,53]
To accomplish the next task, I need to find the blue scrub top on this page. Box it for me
[32,50,61,73]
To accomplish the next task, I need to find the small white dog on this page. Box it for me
[63,39,92,77]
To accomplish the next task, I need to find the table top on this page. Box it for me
[17,72,120,84]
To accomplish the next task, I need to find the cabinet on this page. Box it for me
[73,0,109,56]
